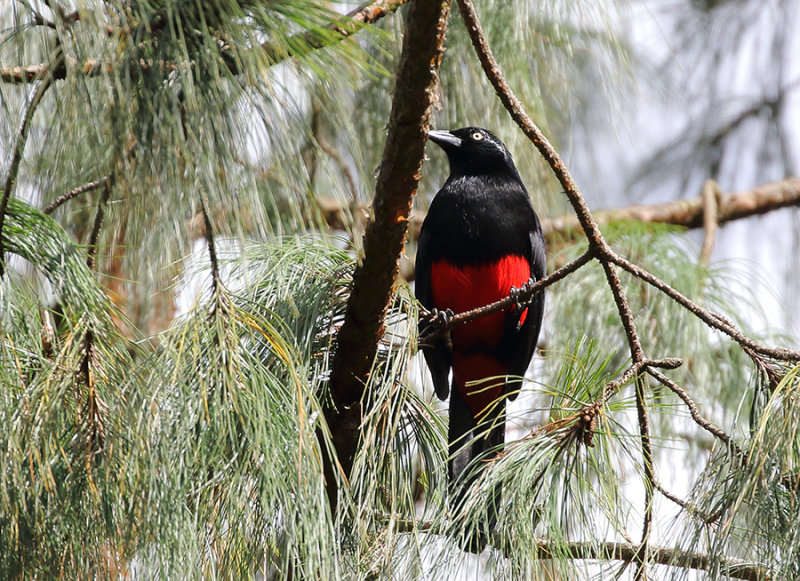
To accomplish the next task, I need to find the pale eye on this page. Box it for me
[471,131,484,141]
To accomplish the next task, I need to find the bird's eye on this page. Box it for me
[470,131,484,141]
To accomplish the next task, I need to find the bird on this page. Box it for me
[415,126,545,535]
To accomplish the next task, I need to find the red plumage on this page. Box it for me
[430,256,530,416]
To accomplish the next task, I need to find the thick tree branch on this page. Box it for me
[320,177,800,251]
[392,521,771,580]
[328,0,450,408]
[528,540,771,581]
[323,0,450,509]
[543,177,800,241]
[0,58,89,84]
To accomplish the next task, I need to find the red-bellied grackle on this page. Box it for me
[416,127,545,539]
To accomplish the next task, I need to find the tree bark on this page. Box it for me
[543,177,800,240]
[321,177,800,243]
[322,0,451,510]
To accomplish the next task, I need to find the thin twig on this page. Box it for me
[601,358,683,402]
[633,375,654,580]
[418,249,593,345]
[198,191,220,302]
[86,173,112,271]
[456,0,646,368]
[647,367,744,457]
[0,73,53,275]
[652,478,718,524]
[598,258,646,362]
[602,360,646,404]
[609,251,800,362]
[699,179,720,266]
[44,177,110,214]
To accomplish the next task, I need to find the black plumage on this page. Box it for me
[415,127,545,535]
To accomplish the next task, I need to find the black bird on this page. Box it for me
[415,127,545,530]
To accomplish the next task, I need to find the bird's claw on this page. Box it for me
[426,308,454,352]
[510,277,535,311]
[431,307,455,326]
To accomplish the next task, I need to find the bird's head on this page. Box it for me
[427,127,520,179]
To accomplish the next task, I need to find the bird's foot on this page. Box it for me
[509,277,535,312]
[431,307,455,326]
[430,308,455,351]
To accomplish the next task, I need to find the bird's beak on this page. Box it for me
[428,130,462,148]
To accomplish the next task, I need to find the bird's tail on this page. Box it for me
[448,385,506,551]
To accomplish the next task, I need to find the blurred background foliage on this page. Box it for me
[1,0,799,578]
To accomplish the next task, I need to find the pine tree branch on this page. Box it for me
[43,177,110,214]
[0,58,87,84]
[652,478,717,523]
[85,175,111,271]
[647,367,744,457]
[323,0,451,509]
[198,191,220,305]
[527,540,771,581]
[328,0,450,408]
[392,520,772,580]
[81,168,113,458]
[260,0,411,64]
[609,250,800,362]
[319,177,800,251]
[456,0,646,370]
[633,374,655,580]
[527,358,680,447]
[543,177,800,241]
[0,0,410,84]
[0,73,53,276]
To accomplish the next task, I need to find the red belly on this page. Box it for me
[430,256,530,416]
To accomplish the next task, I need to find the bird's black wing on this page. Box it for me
[504,223,546,401]
[415,222,452,401]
